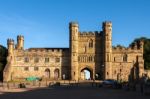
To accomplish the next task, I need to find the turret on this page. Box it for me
[103,21,112,79]
[103,21,112,41]
[7,39,14,56]
[69,22,79,80]
[16,35,24,50]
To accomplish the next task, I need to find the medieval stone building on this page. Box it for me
[3,21,145,82]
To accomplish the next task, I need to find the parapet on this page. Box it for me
[102,21,112,28]
[69,22,78,27]
[17,35,24,40]
[103,21,112,25]
[79,31,102,36]
[27,48,69,53]
[112,40,144,53]
[129,40,144,50]
[7,38,14,45]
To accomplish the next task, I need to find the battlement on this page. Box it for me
[79,31,102,36]
[27,48,69,53]
[3,21,145,82]
[112,46,129,51]
[129,40,144,49]
[112,40,144,52]
[17,35,24,40]
[69,22,78,27]
[102,21,112,26]
[7,39,14,44]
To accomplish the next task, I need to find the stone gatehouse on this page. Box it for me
[3,21,145,82]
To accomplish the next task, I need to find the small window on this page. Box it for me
[107,72,109,75]
[24,67,29,71]
[34,57,39,63]
[114,57,116,62]
[34,67,39,71]
[89,39,93,48]
[55,58,60,63]
[45,58,49,63]
[107,54,109,62]
[120,69,122,72]
[123,54,127,62]
[24,57,29,63]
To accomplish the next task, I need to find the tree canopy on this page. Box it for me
[0,45,7,80]
[130,37,150,69]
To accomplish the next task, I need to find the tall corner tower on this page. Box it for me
[7,38,14,56]
[69,22,79,80]
[4,38,15,82]
[16,35,24,50]
[103,21,112,79]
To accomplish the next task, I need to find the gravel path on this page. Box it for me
[0,86,150,99]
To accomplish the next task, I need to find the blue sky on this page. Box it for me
[0,0,150,48]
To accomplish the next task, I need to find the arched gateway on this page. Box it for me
[3,22,145,82]
[80,67,93,80]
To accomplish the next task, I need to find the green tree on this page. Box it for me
[0,45,7,80]
[130,37,150,69]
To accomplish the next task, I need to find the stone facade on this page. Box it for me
[3,21,146,82]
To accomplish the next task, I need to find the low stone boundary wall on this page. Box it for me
[0,80,101,89]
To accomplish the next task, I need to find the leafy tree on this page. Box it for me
[130,37,150,69]
[0,45,7,80]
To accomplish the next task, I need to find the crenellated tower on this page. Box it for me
[7,39,14,56]
[103,21,112,79]
[16,35,24,50]
[3,39,15,82]
[69,22,79,80]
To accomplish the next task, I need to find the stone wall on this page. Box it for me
[11,48,70,81]
[3,21,145,82]
[145,70,150,78]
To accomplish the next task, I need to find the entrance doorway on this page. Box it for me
[54,69,59,80]
[45,68,50,79]
[80,68,92,80]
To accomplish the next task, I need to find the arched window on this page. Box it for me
[114,57,116,62]
[123,54,127,62]
[45,58,49,63]
[55,57,60,62]
[89,39,93,48]
[45,68,50,78]
[107,54,109,62]
[24,57,29,63]
[54,68,59,79]
[107,72,109,75]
